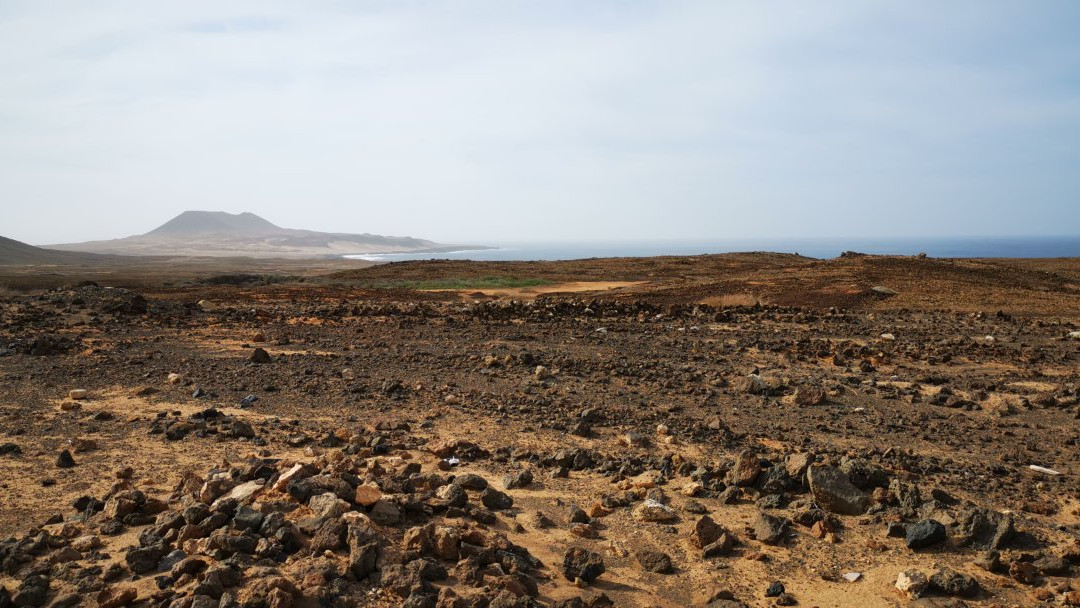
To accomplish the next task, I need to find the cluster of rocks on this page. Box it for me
[0,436,623,608]
[527,443,1078,604]
[149,408,260,444]
[40,284,149,315]
[204,298,842,326]
[4,334,79,357]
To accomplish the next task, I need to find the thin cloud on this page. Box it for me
[0,1,1078,244]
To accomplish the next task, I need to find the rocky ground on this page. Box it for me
[2,254,1080,608]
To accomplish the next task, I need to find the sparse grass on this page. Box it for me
[196,274,303,287]
[346,276,554,290]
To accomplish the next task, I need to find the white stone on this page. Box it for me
[273,463,306,491]
[632,499,677,523]
[211,479,265,509]
[895,570,928,598]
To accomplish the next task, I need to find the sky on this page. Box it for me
[1,1,1079,246]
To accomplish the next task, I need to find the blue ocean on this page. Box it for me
[344,236,1080,262]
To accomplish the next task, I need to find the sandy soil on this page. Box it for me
[1,252,1079,608]
[430,282,646,300]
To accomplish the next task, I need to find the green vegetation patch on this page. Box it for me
[197,274,303,287]
[353,276,553,290]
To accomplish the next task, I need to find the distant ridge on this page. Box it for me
[0,235,118,265]
[48,211,486,259]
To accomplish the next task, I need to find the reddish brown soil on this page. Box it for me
[1,253,1079,608]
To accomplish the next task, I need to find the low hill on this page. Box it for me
[49,211,483,258]
[0,235,119,265]
[326,252,1080,314]
[327,252,814,283]
[148,211,284,236]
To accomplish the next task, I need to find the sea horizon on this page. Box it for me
[344,235,1080,263]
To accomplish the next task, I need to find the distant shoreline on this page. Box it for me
[344,247,498,261]
[340,236,1080,263]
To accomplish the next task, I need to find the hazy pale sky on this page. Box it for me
[2,1,1079,245]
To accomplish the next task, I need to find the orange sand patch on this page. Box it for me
[431,281,644,300]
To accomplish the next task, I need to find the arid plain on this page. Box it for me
[2,252,1080,608]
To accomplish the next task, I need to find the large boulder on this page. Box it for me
[480,488,513,511]
[905,520,947,550]
[889,479,921,519]
[753,512,788,545]
[693,515,725,548]
[956,507,1014,550]
[839,458,888,490]
[929,568,980,597]
[755,465,795,495]
[784,452,814,483]
[794,385,826,406]
[347,525,380,580]
[807,465,868,515]
[562,547,605,584]
[729,450,761,487]
[635,550,674,574]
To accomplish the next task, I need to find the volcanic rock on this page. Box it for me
[250,348,271,364]
[905,520,947,550]
[807,465,868,515]
[635,550,674,574]
[562,547,605,584]
[754,512,788,545]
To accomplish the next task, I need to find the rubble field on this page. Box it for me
[2,253,1080,608]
